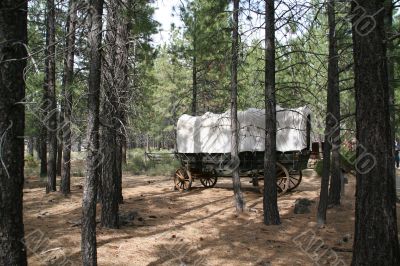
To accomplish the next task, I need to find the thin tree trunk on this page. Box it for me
[0,1,28,264]
[99,126,119,227]
[192,13,197,116]
[116,0,132,203]
[121,136,127,165]
[115,141,123,203]
[351,1,400,264]
[46,0,57,193]
[40,4,49,178]
[57,110,63,176]
[81,0,104,264]
[28,136,34,156]
[34,137,40,159]
[61,0,77,195]
[385,0,396,191]
[231,0,244,213]
[99,0,131,228]
[317,132,331,225]
[77,136,82,152]
[263,0,280,225]
[327,0,341,206]
[192,55,197,116]
[318,0,340,224]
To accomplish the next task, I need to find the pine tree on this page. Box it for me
[263,0,281,225]
[351,0,400,264]
[0,0,28,264]
[81,0,104,264]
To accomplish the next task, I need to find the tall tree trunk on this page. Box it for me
[115,0,132,203]
[327,0,341,206]
[384,1,396,190]
[192,55,197,116]
[57,110,63,176]
[99,126,119,227]
[317,131,331,225]
[318,0,339,225]
[231,0,244,212]
[192,14,197,116]
[99,0,128,228]
[34,137,40,159]
[263,0,280,225]
[46,0,57,193]
[121,136,127,165]
[40,5,49,178]
[82,0,104,264]
[61,0,77,195]
[77,136,82,152]
[351,1,400,264]
[0,1,28,264]
[28,136,34,156]
[115,141,123,203]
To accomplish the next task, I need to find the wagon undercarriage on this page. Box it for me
[174,150,310,196]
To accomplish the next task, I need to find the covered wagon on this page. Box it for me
[174,106,312,195]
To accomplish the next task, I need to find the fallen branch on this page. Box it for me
[40,247,62,255]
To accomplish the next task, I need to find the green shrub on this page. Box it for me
[314,159,323,176]
[314,149,356,177]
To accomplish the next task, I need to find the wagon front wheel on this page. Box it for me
[174,167,192,192]
[200,171,218,188]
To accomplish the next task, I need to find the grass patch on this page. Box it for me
[124,149,179,176]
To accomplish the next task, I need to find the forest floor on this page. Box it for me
[23,167,400,266]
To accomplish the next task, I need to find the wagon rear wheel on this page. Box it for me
[288,170,302,192]
[258,162,290,196]
[276,162,290,195]
[174,167,192,192]
[200,171,218,188]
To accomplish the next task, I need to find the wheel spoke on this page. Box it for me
[177,171,185,181]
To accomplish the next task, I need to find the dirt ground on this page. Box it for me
[23,169,400,266]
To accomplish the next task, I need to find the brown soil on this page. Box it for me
[23,169,400,266]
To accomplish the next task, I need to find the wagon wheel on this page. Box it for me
[258,162,290,196]
[275,162,290,196]
[200,170,218,188]
[174,167,192,192]
[287,170,303,192]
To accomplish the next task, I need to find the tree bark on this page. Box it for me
[0,1,28,264]
[81,0,104,264]
[121,136,127,165]
[384,1,396,196]
[351,1,400,264]
[231,0,244,213]
[61,0,77,195]
[192,55,197,116]
[46,0,57,193]
[327,0,341,206]
[40,4,49,178]
[318,0,340,225]
[57,110,63,176]
[191,13,197,116]
[263,0,280,225]
[317,133,331,225]
[28,136,34,156]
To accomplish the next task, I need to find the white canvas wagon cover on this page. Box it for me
[176,106,311,153]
